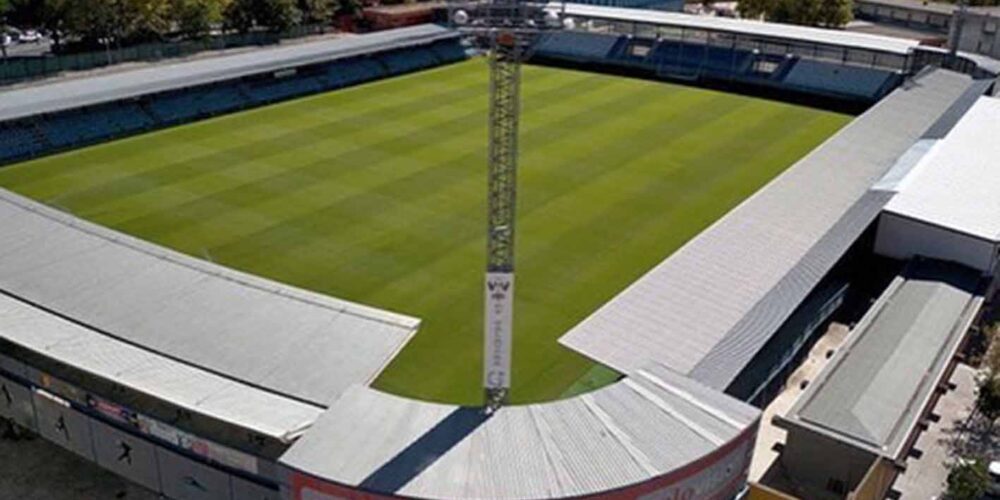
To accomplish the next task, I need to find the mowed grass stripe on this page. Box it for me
[0,60,852,404]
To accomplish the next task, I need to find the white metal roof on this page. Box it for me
[559,3,920,55]
[0,24,457,123]
[0,188,419,407]
[0,292,323,441]
[279,363,759,499]
[559,69,978,389]
[885,96,1000,243]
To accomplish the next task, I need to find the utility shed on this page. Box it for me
[776,259,984,499]
[876,96,1000,277]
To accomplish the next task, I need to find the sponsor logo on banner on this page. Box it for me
[484,272,514,390]
[137,414,259,474]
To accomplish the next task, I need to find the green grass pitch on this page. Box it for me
[0,59,851,405]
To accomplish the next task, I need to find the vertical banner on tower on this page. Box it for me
[484,272,514,391]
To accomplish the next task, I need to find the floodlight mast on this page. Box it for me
[449,0,566,411]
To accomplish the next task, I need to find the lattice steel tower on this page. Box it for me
[450,0,567,410]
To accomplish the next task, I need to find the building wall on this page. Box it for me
[955,13,1000,60]
[780,426,878,498]
[0,352,281,500]
[875,213,997,275]
[855,1,952,33]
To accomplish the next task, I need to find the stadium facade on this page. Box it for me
[0,7,998,500]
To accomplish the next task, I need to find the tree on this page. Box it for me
[225,0,300,33]
[947,459,990,500]
[120,0,173,41]
[816,0,853,28]
[737,0,775,20]
[332,0,360,19]
[978,375,1000,426]
[297,0,333,25]
[738,0,853,27]
[977,329,1000,428]
[171,0,229,37]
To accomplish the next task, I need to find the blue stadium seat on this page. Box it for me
[243,76,324,104]
[322,58,386,88]
[534,32,621,61]
[650,40,753,77]
[148,86,248,123]
[781,60,900,100]
[40,103,155,148]
[430,41,469,64]
[0,121,45,162]
[379,47,439,75]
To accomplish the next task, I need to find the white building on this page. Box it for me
[876,96,1000,279]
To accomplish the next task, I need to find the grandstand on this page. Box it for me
[0,7,998,500]
[0,25,466,165]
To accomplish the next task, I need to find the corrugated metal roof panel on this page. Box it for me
[0,188,419,407]
[559,69,977,385]
[0,292,322,439]
[280,372,759,499]
[558,3,919,54]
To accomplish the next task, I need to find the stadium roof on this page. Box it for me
[279,362,759,499]
[559,68,981,391]
[780,259,983,458]
[0,24,457,123]
[558,3,920,55]
[0,294,323,441]
[0,188,419,411]
[885,96,1000,243]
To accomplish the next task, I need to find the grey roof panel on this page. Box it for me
[559,69,976,385]
[690,189,895,389]
[786,259,983,457]
[0,292,323,439]
[279,365,759,499]
[559,3,919,54]
[0,24,457,123]
[0,188,419,407]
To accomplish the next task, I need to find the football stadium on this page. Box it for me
[0,5,998,500]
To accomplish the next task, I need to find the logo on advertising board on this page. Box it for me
[484,272,514,390]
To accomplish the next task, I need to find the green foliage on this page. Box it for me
[224,0,300,32]
[333,0,361,18]
[170,0,229,37]
[739,0,853,27]
[947,459,990,500]
[978,371,1000,423]
[0,61,851,404]
[297,0,333,24]
[5,0,316,47]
